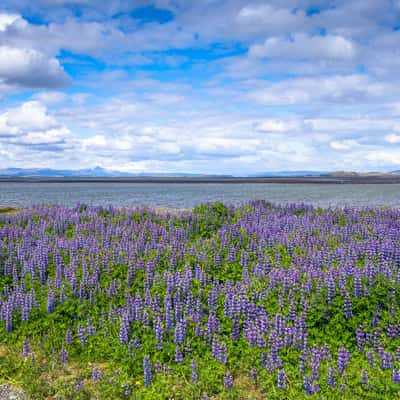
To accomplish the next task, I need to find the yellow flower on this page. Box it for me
[135,380,141,386]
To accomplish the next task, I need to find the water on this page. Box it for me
[1,182,400,209]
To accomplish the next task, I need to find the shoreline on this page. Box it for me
[2,176,400,184]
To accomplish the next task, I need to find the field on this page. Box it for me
[0,201,400,399]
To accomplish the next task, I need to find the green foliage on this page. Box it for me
[1,204,400,399]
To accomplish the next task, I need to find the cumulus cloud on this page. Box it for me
[0,46,69,88]
[249,34,357,61]
[235,4,308,35]
[330,140,359,151]
[0,13,20,31]
[0,12,70,91]
[0,101,72,149]
[384,133,400,144]
[246,74,390,106]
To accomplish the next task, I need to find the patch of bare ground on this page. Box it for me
[0,207,19,215]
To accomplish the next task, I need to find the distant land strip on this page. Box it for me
[2,176,400,184]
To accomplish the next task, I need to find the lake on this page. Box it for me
[1,181,400,209]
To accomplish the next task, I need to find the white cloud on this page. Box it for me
[0,12,70,90]
[246,74,390,106]
[0,13,20,31]
[0,46,69,88]
[34,91,68,105]
[249,34,357,61]
[255,119,303,133]
[235,4,307,35]
[384,133,400,144]
[330,140,359,151]
[6,101,58,131]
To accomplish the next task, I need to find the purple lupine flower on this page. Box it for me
[143,356,152,387]
[343,293,352,319]
[65,329,73,345]
[327,367,337,388]
[77,324,87,346]
[119,312,130,345]
[191,359,199,383]
[392,369,400,384]
[173,320,186,345]
[311,380,320,394]
[175,345,183,363]
[60,344,68,364]
[154,318,163,349]
[22,339,30,357]
[223,370,233,390]
[380,352,393,370]
[154,362,163,374]
[366,350,375,367]
[337,345,350,375]
[353,275,362,298]
[361,370,368,386]
[356,325,364,353]
[277,369,287,390]
[396,347,400,362]
[47,285,55,314]
[310,345,321,381]
[92,367,104,382]
[250,368,258,385]
[85,317,94,336]
[303,375,312,395]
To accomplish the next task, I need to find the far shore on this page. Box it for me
[2,175,400,184]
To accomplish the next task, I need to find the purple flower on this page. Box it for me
[191,359,199,383]
[277,369,287,390]
[75,380,84,391]
[22,339,30,357]
[337,345,350,375]
[175,345,183,363]
[143,356,152,387]
[392,369,400,384]
[65,329,73,345]
[303,375,312,395]
[327,367,337,388]
[60,344,68,364]
[343,294,352,319]
[223,370,233,390]
[361,370,368,386]
[47,285,55,314]
[92,367,104,382]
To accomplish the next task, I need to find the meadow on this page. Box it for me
[0,201,399,399]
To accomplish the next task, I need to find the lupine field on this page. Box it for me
[1,201,400,399]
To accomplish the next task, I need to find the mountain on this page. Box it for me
[0,167,232,178]
[248,171,325,177]
[0,167,134,177]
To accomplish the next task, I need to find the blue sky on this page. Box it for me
[0,0,400,174]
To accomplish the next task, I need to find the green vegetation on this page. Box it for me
[0,202,399,399]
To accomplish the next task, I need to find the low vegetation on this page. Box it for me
[0,202,399,399]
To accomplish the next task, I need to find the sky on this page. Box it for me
[0,0,400,174]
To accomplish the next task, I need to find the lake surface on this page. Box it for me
[1,182,400,209]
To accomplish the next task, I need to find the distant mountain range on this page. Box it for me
[0,167,399,178]
[0,167,232,178]
[249,171,324,177]
[0,167,134,177]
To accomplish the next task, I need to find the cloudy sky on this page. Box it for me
[0,0,400,174]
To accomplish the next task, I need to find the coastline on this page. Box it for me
[2,176,400,184]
